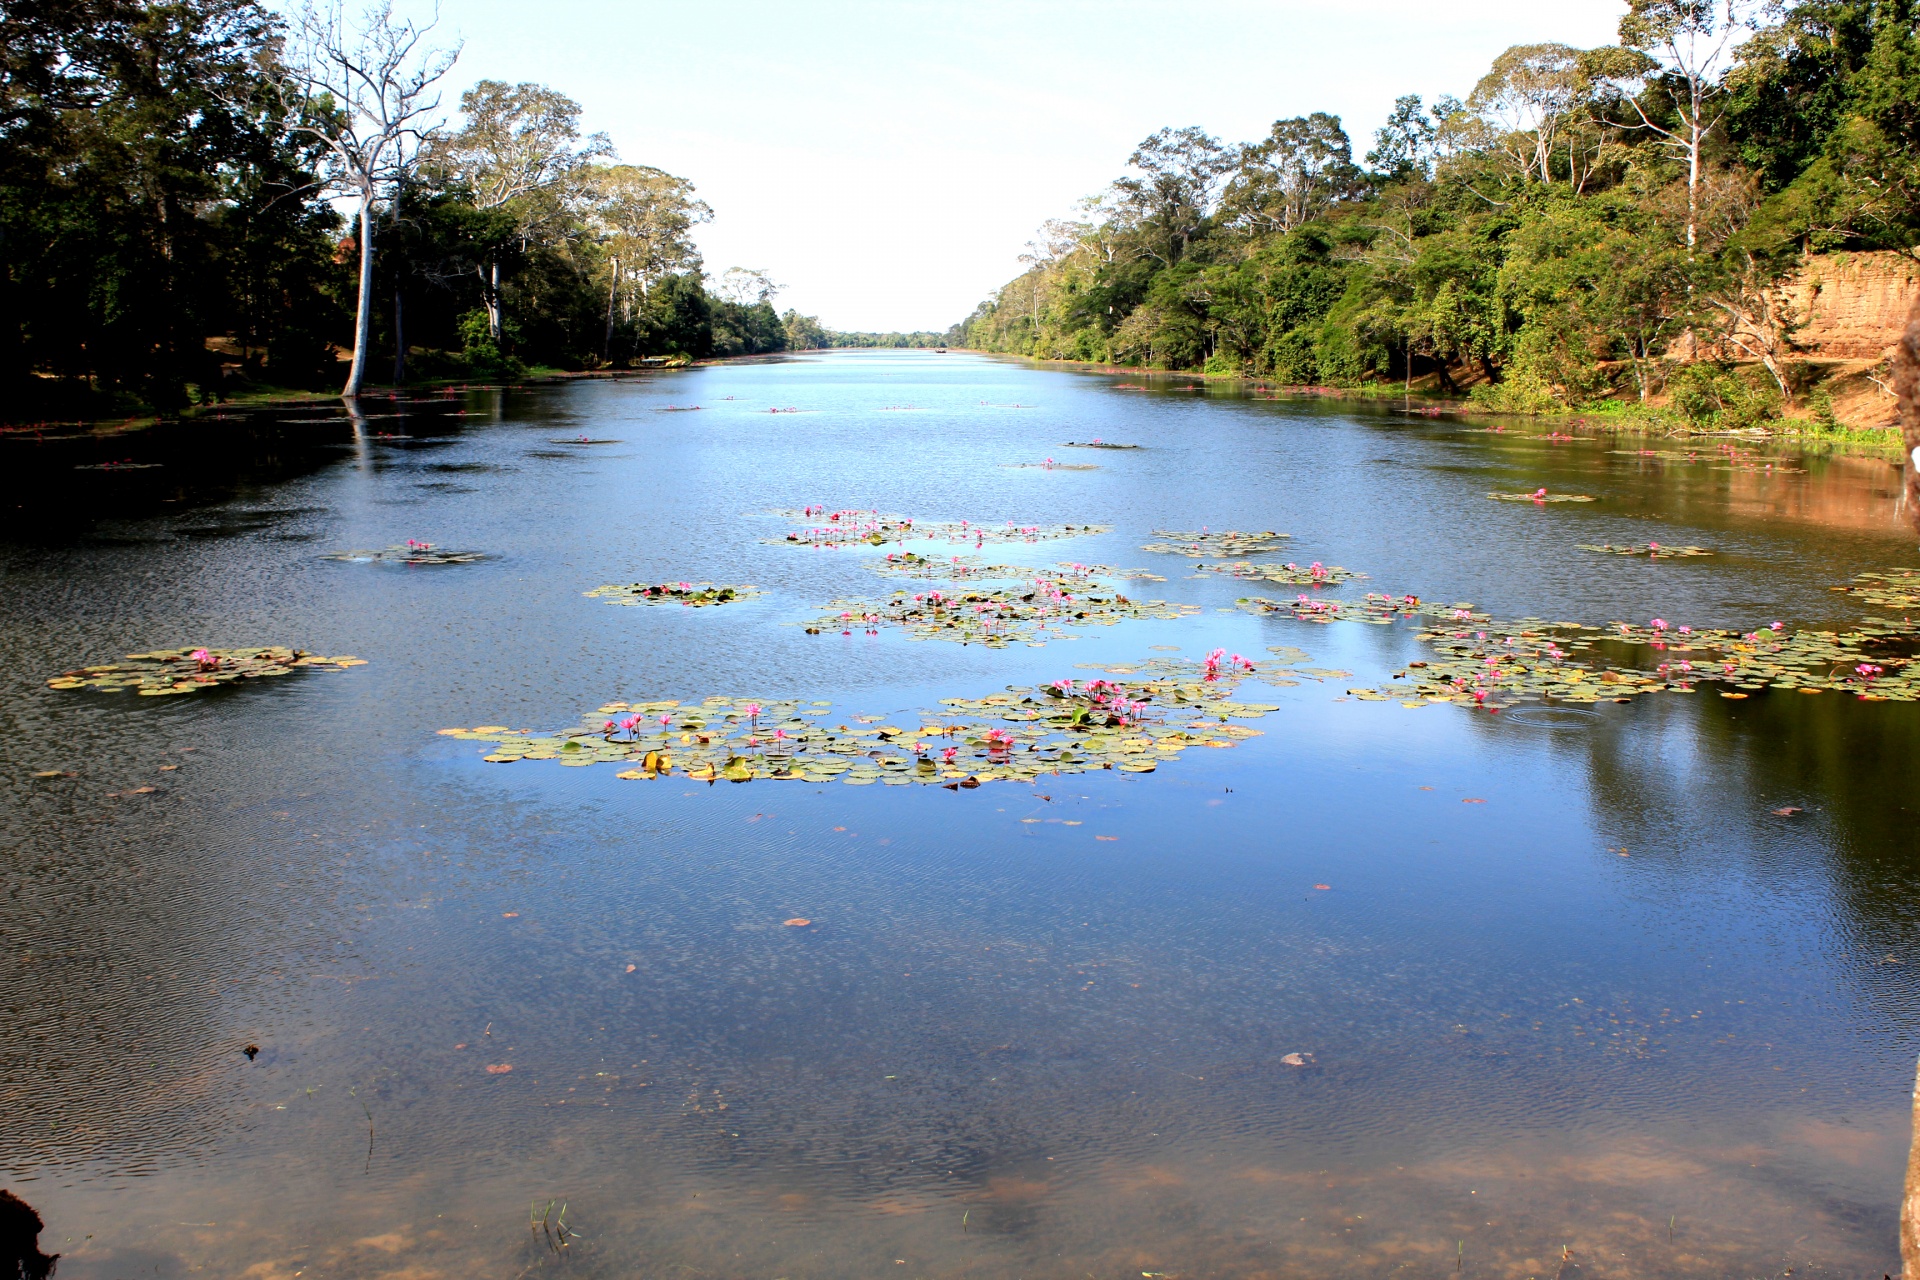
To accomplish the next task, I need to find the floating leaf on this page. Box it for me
[1488,491,1595,503]
[768,509,1108,549]
[324,543,484,565]
[1578,543,1713,559]
[1192,560,1363,585]
[47,647,365,696]
[1062,441,1140,449]
[1834,567,1920,611]
[1140,530,1290,557]
[446,659,1283,789]
[585,581,762,607]
[801,573,1203,646]
[1246,591,1920,707]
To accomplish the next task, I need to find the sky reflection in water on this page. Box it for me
[0,351,1915,1279]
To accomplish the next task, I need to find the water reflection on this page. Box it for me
[0,353,1913,1278]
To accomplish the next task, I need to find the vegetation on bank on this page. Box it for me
[956,0,1920,434]
[0,0,839,420]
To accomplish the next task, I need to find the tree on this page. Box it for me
[430,79,609,340]
[581,163,710,362]
[1469,43,1590,183]
[1222,113,1363,234]
[1613,0,1760,249]
[1111,126,1232,265]
[263,0,457,398]
[1368,95,1436,180]
[716,267,781,306]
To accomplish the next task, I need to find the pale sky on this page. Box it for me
[424,0,1627,332]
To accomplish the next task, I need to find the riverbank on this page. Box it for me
[965,350,1904,457]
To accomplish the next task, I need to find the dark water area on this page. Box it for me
[1,351,1916,1279]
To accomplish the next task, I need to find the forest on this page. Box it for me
[0,0,905,419]
[956,0,1920,427]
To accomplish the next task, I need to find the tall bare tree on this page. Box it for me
[1613,0,1757,251]
[430,80,610,340]
[263,1,457,399]
[1470,44,1589,184]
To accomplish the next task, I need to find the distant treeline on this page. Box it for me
[0,0,799,416]
[779,317,950,350]
[957,0,1920,423]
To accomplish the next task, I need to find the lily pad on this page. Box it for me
[585,581,762,607]
[1834,568,1920,611]
[48,647,366,695]
[1062,441,1140,449]
[1241,590,1920,707]
[1578,543,1713,559]
[769,509,1110,549]
[325,542,484,565]
[1488,491,1596,503]
[802,572,1202,647]
[1141,530,1290,557]
[1192,560,1362,585]
[444,657,1284,788]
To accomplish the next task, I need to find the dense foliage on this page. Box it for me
[0,0,788,417]
[957,0,1920,418]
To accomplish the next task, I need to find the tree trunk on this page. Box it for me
[391,287,406,385]
[343,191,374,399]
[603,259,620,364]
[488,260,502,340]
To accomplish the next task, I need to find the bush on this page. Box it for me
[457,309,525,381]
[1469,368,1562,413]
[1664,361,1781,428]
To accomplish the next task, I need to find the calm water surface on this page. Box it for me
[2,351,1918,1279]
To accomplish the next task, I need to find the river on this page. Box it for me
[1,350,1915,1278]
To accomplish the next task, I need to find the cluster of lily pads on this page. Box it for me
[1193,560,1361,585]
[802,573,1202,647]
[1612,447,1805,475]
[1240,590,1920,706]
[769,508,1109,548]
[866,553,1166,585]
[325,541,484,565]
[584,581,762,608]
[1063,441,1140,450]
[1835,568,1920,611]
[1140,530,1291,557]
[437,656,1280,786]
[48,647,366,696]
[1488,490,1596,503]
[1579,542,1713,559]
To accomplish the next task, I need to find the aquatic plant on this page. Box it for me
[801,573,1202,646]
[1240,591,1920,706]
[1578,542,1713,559]
[1834,568,1920,611]
[1488,489,1596,503]
[1062,440,1140,449]
[47,647,366,695]
[1611,447,1805,475]
[584,581,762,607]
[438,658,1282,785]
[1140,530,1291,557]
[769,508,1108,548]
[325,542,485,565]
[1193,560,1362,585]
[866,554,1164,585]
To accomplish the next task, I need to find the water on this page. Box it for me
[1,351,1916,1278]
